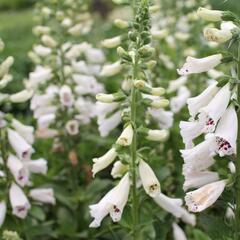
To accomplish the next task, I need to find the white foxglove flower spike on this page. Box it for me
[185,180,227,212]
[9,183,31,219]
[139,159,160,198]
[177,54,223,75]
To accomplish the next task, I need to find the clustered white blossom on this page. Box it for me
[178,7,240,213]
[25,0,105,149]
[0,38,55,228]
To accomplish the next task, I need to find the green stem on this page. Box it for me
[130,61,139,240]
[235,41,240,240]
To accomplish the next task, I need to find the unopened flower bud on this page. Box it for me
[143,98,169,108]
[197,7,223,22]
[41,35,57,48]
[96,91,126,103]
[134,80,165,96]
[10,89,33,103]
[0,56,14,78]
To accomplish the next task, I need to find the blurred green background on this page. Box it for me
[0,0,239,93]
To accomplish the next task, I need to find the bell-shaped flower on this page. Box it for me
[154,193,196,226]
[10,89,33,103]
[198,83,231,133]
[65,120,79,136]
[100,61,122,77]
[0,201,6,227]
[183,170,219,192]
[116,124,133,146]
[197,7,223,22]
[33,45,52,57]
[167,76,187,93]
[179,120,205,148]
[177,54,223,75]
[29,188,55,205]
[214,106,237,157]
[170,86,190,113]
[59,85,74,107]
[7,128,34,161]
[25,158,48,175]
[92,148,118,177]
[187,82,219,118]
[148,109,174,129]
[172,223,187,240]
[37,113,56,129]
[181,137,217,173]
[11,119,34,144]
[101,36,121,48]
[203,27,233,43]
[9,183,31,219]
[185,180,227,212]
[89,173,130,228]
[7,154,29,187]
[139,159,160,198]
[111,161,129,179]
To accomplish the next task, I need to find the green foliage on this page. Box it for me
[0,0,35,10]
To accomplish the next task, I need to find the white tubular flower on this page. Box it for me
[92,148,118,177]
[187,82,219,118]
[7,128,34,161]
[151,29,168,40]
[33,106,57,118]
[96,93,115,103]
[41,35,57,48]
[59,85,74,107]
[146,129,169,142]
[228,161,236,174]
[139,159,160,198]
[85,48,105,64]
[172,223,187,240]
[221,21,238,31]
[65,120,79,136]
[181,137,217,173]
[183,170,219,192]
[32,25,51,36]
[25,158,48,175]
[100,61,122,77]
[179,120,204,148]
[177,54,223,75]
[111,161,128,178]
[197,7,223,22]
[203,27,233,43]
[11,119,34,144]
[144,98,169,109]
[207,69,224,79]
[7,154,29,187]
[89,173,130,228]
[10,89,33,103]
[33,45,52,57]
[170,86,191,113]
[148,109,174,129]
[101,36,122,48]
[167,76,188,93]
[0,74,13,89]
[0,56,14,78]
[198,83,231,133]
[226,204,235,219]
[0,201,6,227]
[154,193,196,226]
[37,113,56,129]
[185,180,227,212]
[9,183,31,219]
[214,106,237,157]
[29,188,55,205]
[116,125,133,146]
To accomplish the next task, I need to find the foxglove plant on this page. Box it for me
[178,6,240,239]
[89,1,196,239]
[25,0,105,174]
[0,38,55,232]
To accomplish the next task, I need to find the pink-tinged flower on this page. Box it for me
[185,180,227,212]
[9,183,31,219]
[29,188,55,205]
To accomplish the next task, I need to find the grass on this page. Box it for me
[0,9,34,93]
